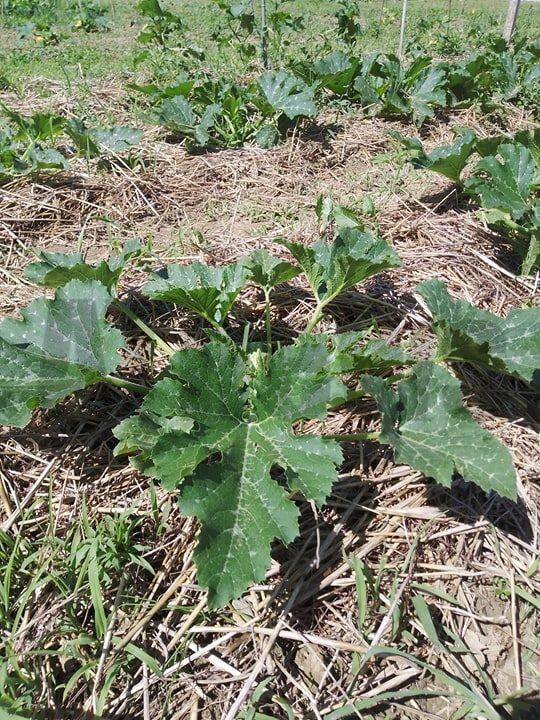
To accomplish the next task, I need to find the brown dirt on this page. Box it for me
[0,90,539,719]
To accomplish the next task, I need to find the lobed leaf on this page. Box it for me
[391,129,477,183]
[258,71,317,120]
[142,260,249,324]
[418,279,540,385]
[244,249,300,290]
[464,142,538,221]
[0,280,124,427]
[115,338,346,607]
[363,362,517,499]
[278,228,400,305]
[25,239,141,291]
[327,331,412,375]
[408,64,448,127]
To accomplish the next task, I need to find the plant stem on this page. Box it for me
[104,375,148,395]
[205,316,234,342]
[114,300,175,356]
[324,432,380,442]
[305,301,325,334]
[263,287,272,351]
[345,387,365,403]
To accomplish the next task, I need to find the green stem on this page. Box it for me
[263,287,272,352]
[345,387,365,403]
[324,432,380,442]
[305,301,326,334]
[115,300,175,356]
[104,375,148,395]
[205,315,234,342]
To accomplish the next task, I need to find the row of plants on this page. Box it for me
[0,105,141,179]
[1,202,538,608]
[393,127,539,274]
[5,0,110,44]
[129,37,539,151]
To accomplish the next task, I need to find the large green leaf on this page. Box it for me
[244,249,300,291]
[418,279,540,385]
[312,52,360,96]
[327,331,412,374]
[258,71,317,120]
[0,280,124,427]
[278,228,400,306]
[362,362,517,499]
[142,261,249,325]
[114,338,346,607]
[464,142,538,221]
[25,240,141,291]
[158,96,197,135]
[392,129,477,183]
[0,339,100,428]
[408,65,448,126]
[91,126,142,153]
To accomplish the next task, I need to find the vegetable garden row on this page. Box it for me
[0,1,539,717]
[1,198,538,606]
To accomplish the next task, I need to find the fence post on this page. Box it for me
[502,0,521,42]
[398,0,408,58]
[260,0,269,70]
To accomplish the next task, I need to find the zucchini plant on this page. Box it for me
[2,206,537,609]
[138,72,317,149]
[393,128,540,274]
[0,105,142,180]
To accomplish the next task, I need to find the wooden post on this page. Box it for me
[398,0,408,58]
[260,0,269,70]
[503,0,521,42]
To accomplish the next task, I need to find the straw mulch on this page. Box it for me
[0,90,538,719]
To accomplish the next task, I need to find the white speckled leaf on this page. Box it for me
[0,280,123,374]
[0,280,124,427]
[362,362,516,499]
[142,261,248,324]
[0,338,99,427]
[115,338,346,607]
[464,143,536,221]
[278,228,400,304]
[418,279,540,385]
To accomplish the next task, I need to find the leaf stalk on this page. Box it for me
[115,300,175,356]
[263,287,272,351]
[324,432,380,442]
[305,301,326,334]
[104,375,148,395]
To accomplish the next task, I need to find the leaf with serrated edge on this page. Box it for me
[465,143,537,221]
[244,249,300,290]
[362,362,516,499]
[25,239,141,291]
[419,131,477,183]
[259,71,317,120]
[418,279,540,385]
[0,338,99,427]
[116,338,345,607]
[0,280,124,375]
[0,280,124,427]
[327,331,412,374]
[142,261,248,324]
[278,228,400,305]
